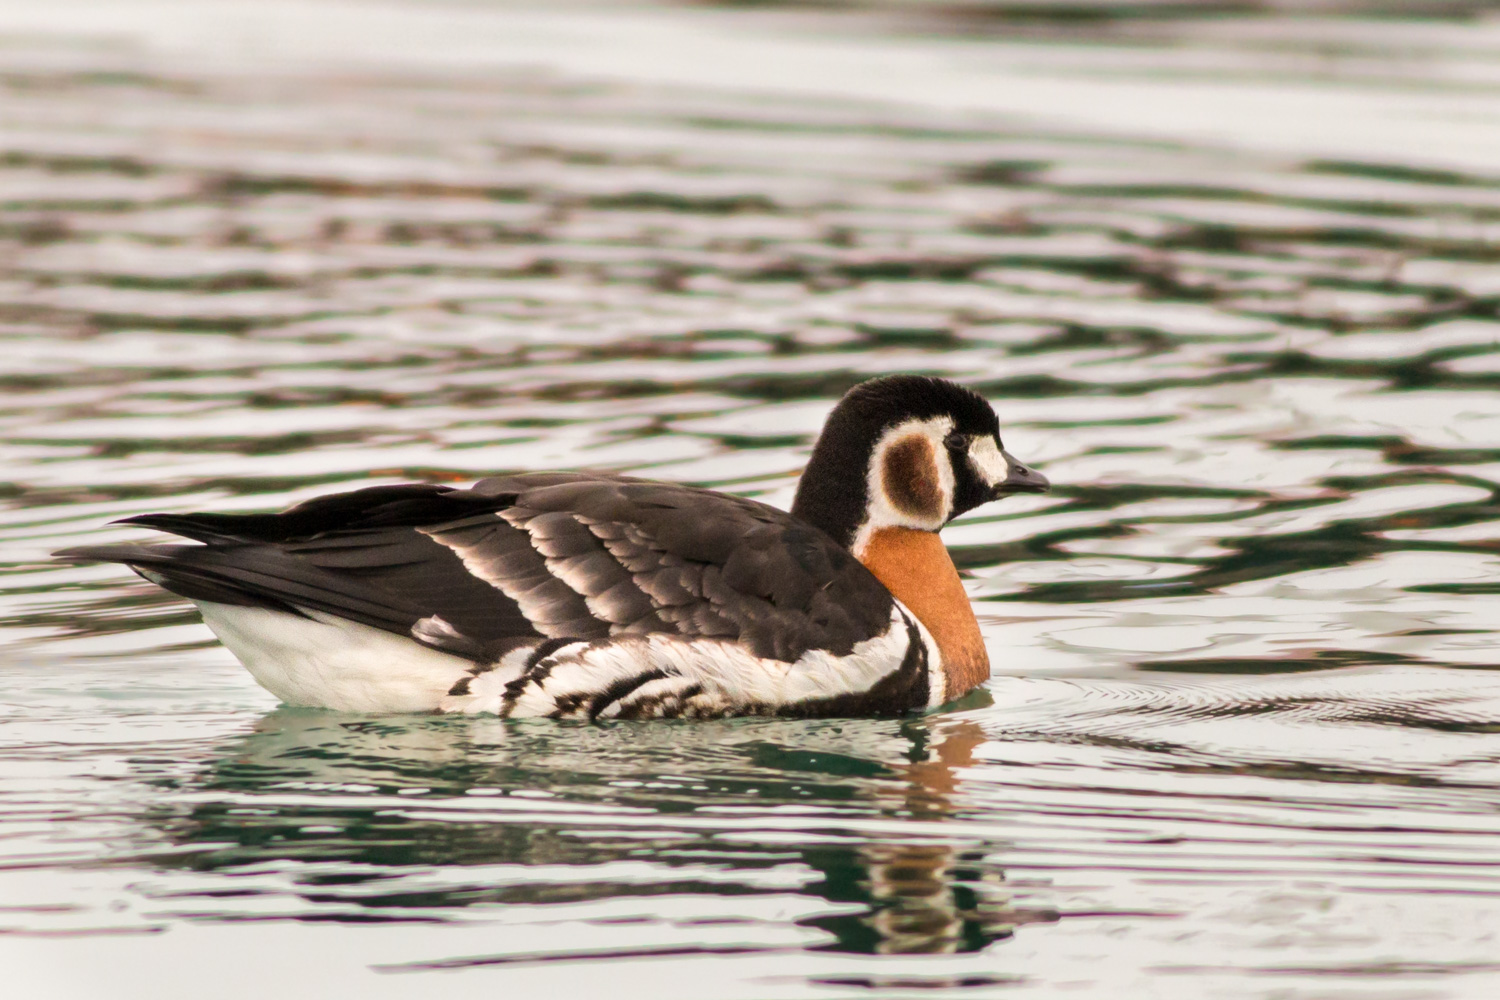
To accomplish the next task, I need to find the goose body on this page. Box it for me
[57,375,1048,719]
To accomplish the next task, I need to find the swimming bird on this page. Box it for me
[56,375,1048,719]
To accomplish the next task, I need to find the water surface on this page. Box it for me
[3,2,1500,997]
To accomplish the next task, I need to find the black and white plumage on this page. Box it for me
[56,375,1049,719]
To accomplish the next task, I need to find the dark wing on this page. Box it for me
[56,473,895,663]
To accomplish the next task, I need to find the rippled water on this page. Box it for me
[4,2,1500,997]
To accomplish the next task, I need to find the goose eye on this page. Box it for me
[943,431,966,451]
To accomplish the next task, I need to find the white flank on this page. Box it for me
[440,644,539,715]
[194,601,941,717]
[902,602,948,709]
[196,602,475,712]
[504,604,922,718]
[593,674,702,719]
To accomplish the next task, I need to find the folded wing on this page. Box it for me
[58,473,896,665]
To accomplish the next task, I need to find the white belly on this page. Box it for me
[196,602,473,713]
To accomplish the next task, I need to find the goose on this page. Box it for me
[56,375,1048,719]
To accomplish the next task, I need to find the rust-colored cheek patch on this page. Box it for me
[882,435,943,521]
[856,527,989,701]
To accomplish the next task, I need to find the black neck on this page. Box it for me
[790,442,868,551]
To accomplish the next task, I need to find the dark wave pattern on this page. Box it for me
[2,3,1500,997]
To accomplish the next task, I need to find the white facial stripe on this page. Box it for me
[968,435,1009,487]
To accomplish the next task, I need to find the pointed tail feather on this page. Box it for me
[53,538,454,650]
[53,542,306,614]
[54,542,187,566]
[113,512,287,544]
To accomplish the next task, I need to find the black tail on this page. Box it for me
[109,483,470,545]
[53,542,164,566]
[51,482,490,622]
[52,481,545,662]
[54,541,306,615]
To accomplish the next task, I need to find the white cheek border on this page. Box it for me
[967,435,1010,487]
[852,415,955,555]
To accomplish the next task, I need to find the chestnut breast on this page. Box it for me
[855,527,989,700]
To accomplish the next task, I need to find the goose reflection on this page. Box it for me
[140,707,1054,955]
[798,719,1055,955]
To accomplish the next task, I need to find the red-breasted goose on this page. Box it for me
[56,375,1049,719]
